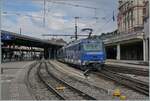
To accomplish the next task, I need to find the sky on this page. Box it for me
[1,0,118,42]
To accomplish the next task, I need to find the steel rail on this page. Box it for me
[45,62,97,100]
[48,60,109,95]
[37,61,96,100]
[103,68,149,85]
[24,61,39,100]
[37,62,65,100]
[103,69,148,91]
[104,65,149,76]
[95,69,149,96]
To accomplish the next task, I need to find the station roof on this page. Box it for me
[1,30,65,48]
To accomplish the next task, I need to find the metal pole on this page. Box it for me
[94,8,98,23]
[75,17,79,40]
[43,0,46,27]
[20,28,21,35]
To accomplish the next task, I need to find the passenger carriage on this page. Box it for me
[57,38,106,70]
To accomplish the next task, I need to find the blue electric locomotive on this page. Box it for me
[57,38,106,70]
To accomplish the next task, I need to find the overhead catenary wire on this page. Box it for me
[2,11,43,18]
[51,1,98,10]
[2,0,108,27]
[2,11,116,36]
[31,0,98,10]
[94,11,116,34]
[42,0,98,28]
[3,0,117,37]
[86,10,116,29]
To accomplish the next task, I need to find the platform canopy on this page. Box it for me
[1,30,65,48]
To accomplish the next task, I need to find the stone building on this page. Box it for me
[101,0,149,62]
[118,0,146,33]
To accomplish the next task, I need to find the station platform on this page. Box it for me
[105,59,149,69]
[1,61,35,100]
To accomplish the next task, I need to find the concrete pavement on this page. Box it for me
[1,61,35,100]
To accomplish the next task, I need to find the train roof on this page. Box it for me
[64,38,102,49]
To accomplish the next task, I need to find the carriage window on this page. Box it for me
[83,43,102,51]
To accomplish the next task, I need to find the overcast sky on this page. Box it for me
[1,0,118,42]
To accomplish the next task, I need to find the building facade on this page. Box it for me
[101,0,149,62]
[118,0,146,33]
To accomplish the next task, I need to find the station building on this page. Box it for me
[1,30,66,62]
[101,0,149,62]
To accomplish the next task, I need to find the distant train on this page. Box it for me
[57,38,106,70]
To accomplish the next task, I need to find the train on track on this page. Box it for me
[57,38,106,70]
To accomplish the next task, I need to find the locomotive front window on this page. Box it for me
[83,43,102,51]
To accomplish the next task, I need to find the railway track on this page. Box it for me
[37,61,97,100]
[95,68,149,96]
[25,61,61,100]
[47,61,110,99]
[104,65,149,76]
[57,60,149,96]
[24,61,39,100]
